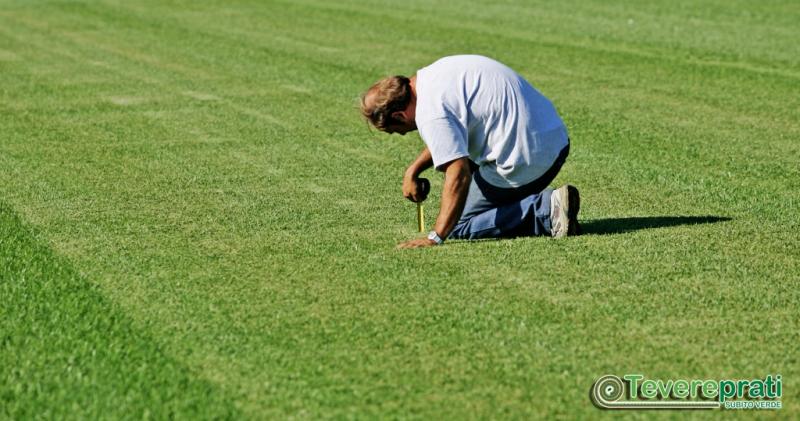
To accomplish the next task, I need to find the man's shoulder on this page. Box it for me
[421,54,499,70]
[415,73,460,124]
[416,58,477,121]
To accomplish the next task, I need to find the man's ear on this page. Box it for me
[391,110,406,122]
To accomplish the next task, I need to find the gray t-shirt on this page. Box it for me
[415,55,569,188]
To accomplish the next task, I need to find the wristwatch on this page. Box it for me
[427,230,444,245]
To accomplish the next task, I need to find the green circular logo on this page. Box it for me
[593,375,624,404]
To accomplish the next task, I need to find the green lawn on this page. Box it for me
[1,0,798,418]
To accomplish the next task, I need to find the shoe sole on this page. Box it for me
[566,185,581,236]
[553,185,580,238]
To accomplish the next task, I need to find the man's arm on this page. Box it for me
[402,147,434,202]
[397,157,471,249]
[433,157,471,238]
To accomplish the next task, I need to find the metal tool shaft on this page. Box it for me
[417,202,424,232]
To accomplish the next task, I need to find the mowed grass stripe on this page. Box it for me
[0,7,396,169]
[0,204,241,419]
[5,0,799,141]
[286,0,800,73]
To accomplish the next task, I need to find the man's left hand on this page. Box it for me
[396,238,438,249]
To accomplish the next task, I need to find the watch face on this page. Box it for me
[428,231,442,244]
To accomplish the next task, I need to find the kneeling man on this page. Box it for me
[361,55,580,249]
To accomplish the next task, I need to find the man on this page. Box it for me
[361,55,580,249]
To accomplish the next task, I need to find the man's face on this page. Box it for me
[385,106,417,135]
[385,122,415,136]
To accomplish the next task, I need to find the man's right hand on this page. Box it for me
[403,147,435,202]
[403,173,425,202]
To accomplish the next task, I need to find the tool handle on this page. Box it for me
[415,178,430,232]
[416,178,430,202]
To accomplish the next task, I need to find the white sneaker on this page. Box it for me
[550,185,581,238]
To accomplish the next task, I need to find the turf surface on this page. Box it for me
[1,0,798,418]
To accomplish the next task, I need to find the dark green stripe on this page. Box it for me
[0,204,241,419]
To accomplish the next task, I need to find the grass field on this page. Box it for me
[1,0,798,418]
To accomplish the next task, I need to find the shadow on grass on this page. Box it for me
[581,216,731,235]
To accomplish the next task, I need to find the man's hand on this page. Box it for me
[402,172,424,202]
[397,237,437,249]
[403,147,434,202]
[397,158,471,250]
